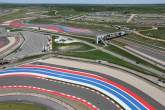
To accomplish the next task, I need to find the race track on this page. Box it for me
[8,19,98,36]
[0,37,9,49]
[1,18,165,110]
[0,35,24,59]
[0,94,71,110]
[0,62,164,110]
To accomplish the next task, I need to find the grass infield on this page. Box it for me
[0,102,49,110]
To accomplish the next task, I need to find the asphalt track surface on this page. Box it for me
[118,38,165,63]
[0,85,98,110]
[0,37,9,48]
[0,76,118,110]
[0,35,24,59]
[128,44,165,62]
[0,95,66,110]
[5,31,48,60]
[2,18,164,110]
[0,63,164,110]
[34,62,165,110]
[9,19,98,36]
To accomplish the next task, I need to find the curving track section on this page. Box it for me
[0,75,119,110]
[0,37,9,49]
[0,36,23,58]
[0,85,97,110]
[7,19,97,36]
[0,93,75,110]
[0,64,158,110]
[1,17,164,110]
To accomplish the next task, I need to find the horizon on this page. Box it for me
[0,0,165,4]
[0,3,165,5]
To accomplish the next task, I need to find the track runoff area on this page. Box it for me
[0,62,164,110]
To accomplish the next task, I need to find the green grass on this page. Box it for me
[76,43,94,51]
[61,21,118,32]
[126,26,151,31]
[64,50,157,76]
[77,5,165,13]
[105,44,165,72]
[27,18,118,33]
[29,26,165,77]
[65,35,165,74]
[59,42,93,49]
[18,54,45,62]
[0,9,27,23]
[55,32,164,72]
[140,27,165,40]
[0,102,49,110]
[46,7,85,16]
[51,35,94,51]
[106,44,147,63]
[125,33,165,48]
[111,40,126,47]
[43,4,165,14]
[9,28,23,32]
[27,18,58,24]
[52,35,58,51]
[25,16,153,35]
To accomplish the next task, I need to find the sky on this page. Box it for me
[0,0,165,4]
